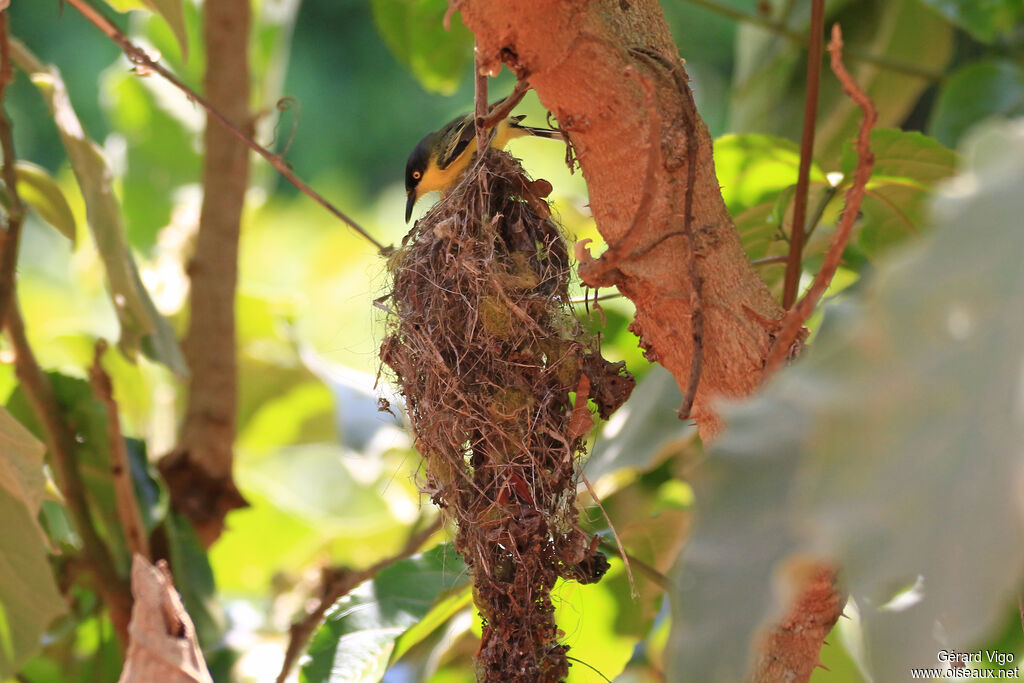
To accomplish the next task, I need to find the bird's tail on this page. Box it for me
[509,115,564,140]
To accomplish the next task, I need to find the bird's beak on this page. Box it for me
[405,190,417,223]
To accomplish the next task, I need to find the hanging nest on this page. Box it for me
[380,150,634,682]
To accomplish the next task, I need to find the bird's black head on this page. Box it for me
[404,133,435,222]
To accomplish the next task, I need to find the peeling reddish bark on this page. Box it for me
[458,0,840,679]
[159,0,251,546]
[755,563,845,681]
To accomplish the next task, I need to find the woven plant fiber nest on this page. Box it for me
[380,150,633,682]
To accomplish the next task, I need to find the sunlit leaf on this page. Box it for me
[929,60,1024,148]
[102,0,189,60]
[12,41,186,375]
[671,118,1024,681]
[390,581,472,664]
[555,562,639,683]
[839,129,958,256]
[585,366,696,484]
[370,0,473,95]
[8,161,77,243]
[713,134,824,217]
[301,544,469,683]
[0,407,67,678]
[0,406,47,520]
[918,0,1024,43]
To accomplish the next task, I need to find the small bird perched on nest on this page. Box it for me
[404,96,562,222]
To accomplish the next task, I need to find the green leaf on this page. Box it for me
[0,406,47,521]
[585,366,696,483]
[0,407,68,677]
[12,41,186,376]
[839,129,958,256]
[555,563,639,682]
[370,0,474,95]
[50,375,131,570]
[390,581,472,664]
[713,134,825,217]
[11,161,77,243]
[165,509,225,650]
[102,0,189,60]
[929,60,1024,148]
[918,0,1024,43]
[7,374,131,571]
[732,0,953,163]
[300,544,469,683]
[671,118,1024,681]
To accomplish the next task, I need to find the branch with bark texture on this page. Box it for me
[158,0,253,547]
[0,11,25,328]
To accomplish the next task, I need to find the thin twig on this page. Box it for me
[781,0,824,310]
[803,183,840,243]
[275,517,443,683]
[683,0,943,81]
[751,255,788,267]
[569,290,623,305]
[474,47,490,163]
[5,305,133,643]
[671,59,705,421]
[595,539,671,592]
[61,0,389,254]
[580,473,635,597]
[480,79,530,129]
[765,24,877,375]
[0,11,24,329]
[89,340,151,560]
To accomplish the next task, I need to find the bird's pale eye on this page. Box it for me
[412,170,422,180]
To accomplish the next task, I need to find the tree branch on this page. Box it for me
[158,0,252,547]
[781,0,824,309]
[480,78,530,129]
[60,0,387,254]
[90,340,151,560]
[5,305,133,643]
[0,11,25,328]
[766,24,877,375]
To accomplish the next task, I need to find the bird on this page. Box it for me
[404,100,562,222]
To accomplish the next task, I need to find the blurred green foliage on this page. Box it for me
[0,0,1021,681]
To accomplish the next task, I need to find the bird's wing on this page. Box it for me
[439,115,477,170]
